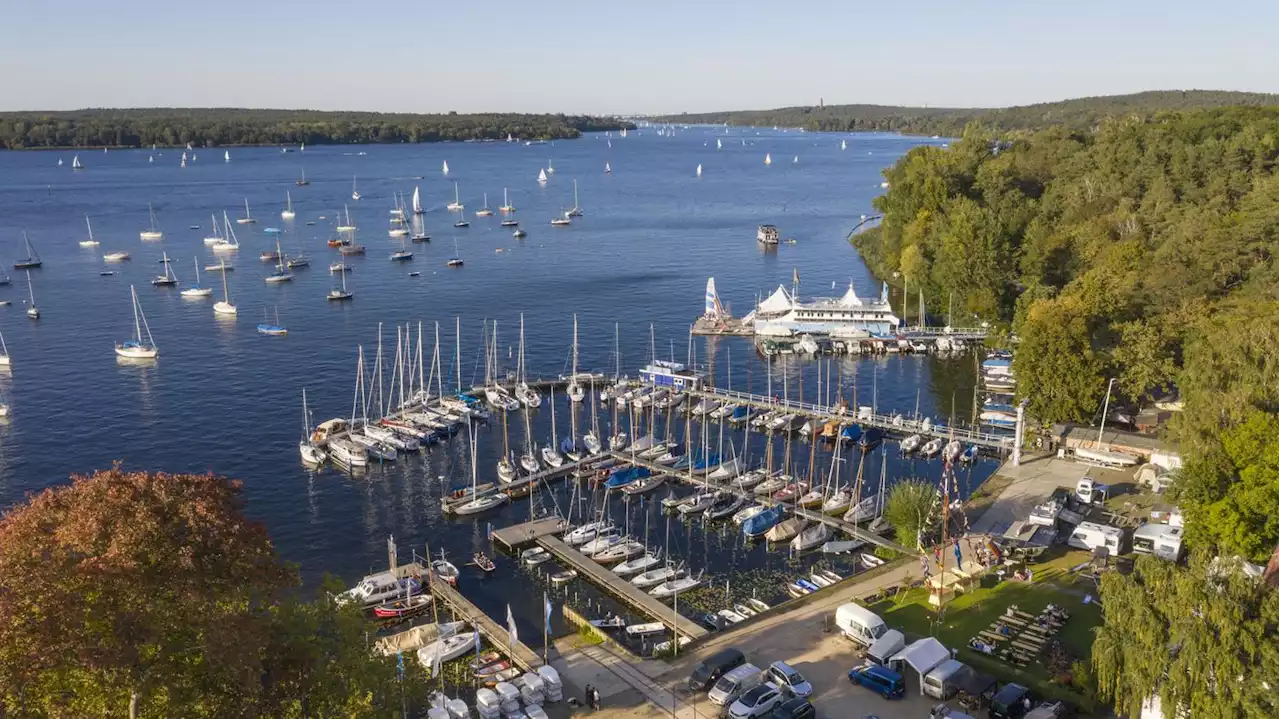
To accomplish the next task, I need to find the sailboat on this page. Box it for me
[764,153,772,165]
[264,238,293,283]
[550,209,571,226]
[224,149,231,163]
[203,214,223,245]
[211,211,240,253]
[327,263,353,300]
[475,193,494,217]
[567,315,585,402]
[151,252,179,286]
[515,314,542,408]
[546,159,555,175]
[498,187,514,213]
[716,138,722,150]
[299,389,326,465]
[236,198,256,224]
[296,168,310,186]
[140,203,164,240]
[695,164,702,177]
[412,186,424,215]
[390,234,413,262]
[336,205,357,233]
[13,233,41,269]
[841,139,847,150]
[24,270,39,319]
[114,286,158,359]
[567,180,583,217]
[281,191,296,220]
[793,155,799,164]
[447,239,464,267]
[452,420,509,515]
[71,155,83,170]
[0,332,9,366]
[351,176,361,201]
[441,160,450,175]
[446,182,464,211]
[79,216,99,247]
[180,153,187,168]
[537,168,548,185]
[213,259,237,315]
[181,258,213,297]
[257,307,288,335]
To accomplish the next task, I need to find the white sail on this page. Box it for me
[412,186,422,214]
[442,160,449,175]
[716,138,722,150]
[841,139,847,150]
[537,168,548,183]
[72,155,82,169]
[705,278,721,318]
[224,150,230,162]
[696,164,702,177]
[604,162,611,174]
[764,153,772,165]
[793,155,799,164]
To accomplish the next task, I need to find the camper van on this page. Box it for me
[866,629,905,665]
[923,659,967,699]
[1066,521,1124,555]
[1132,524,1184,562]
[834,603,888,648]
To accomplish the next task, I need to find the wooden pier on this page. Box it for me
[490,516,569,551]
[429,574,545,672]
[612,453,917,555]
[535,536,709,641]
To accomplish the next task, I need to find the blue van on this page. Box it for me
[847,664,906,699]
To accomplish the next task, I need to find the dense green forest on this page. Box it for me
[855,105,1278,719]
[0,108,632,149]
[651,90,1277,136]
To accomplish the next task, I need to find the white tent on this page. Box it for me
[890,637,951,694]
[838,282,862,306]
[757,285,793,314]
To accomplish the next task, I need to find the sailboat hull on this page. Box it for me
[114,344,157,360]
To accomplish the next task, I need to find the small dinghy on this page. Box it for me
[549,569,578,585]
[589,615,626,630]
[372,593,434,618]
[521,547,552,566]
[472,553,496,572]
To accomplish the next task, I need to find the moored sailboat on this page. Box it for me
[114,285,158,359]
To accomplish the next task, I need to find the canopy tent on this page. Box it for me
[757,285,794,314]
[838,282,863,306]
[890,637,952,694]
[950,665,998,703]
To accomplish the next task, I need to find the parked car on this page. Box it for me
[770,697,817,719]
[727,683,783,719]
[688,648,746,692]
[988,683,1032,719]
[766,661,813,699]
[847,664,906,699]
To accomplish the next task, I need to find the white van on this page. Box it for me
[708,663,764,707]
[1066,521,1124,554]
[866,629,905,665]
[834,603,888,648]
[922,659,966,699]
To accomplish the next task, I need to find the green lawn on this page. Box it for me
[865,549,1102,709]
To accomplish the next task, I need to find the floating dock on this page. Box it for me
[490,516,570,551]
[430,574,545,672]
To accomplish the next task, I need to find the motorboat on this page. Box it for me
[549,569,578,585]
[431,555,460,585]
[589,615,626,630]
[521,546,552,566]
[919,438,943,458]
[339,572,421,607]
[625,622,666,637]
[899,434,923,454]
[327,437,367,468]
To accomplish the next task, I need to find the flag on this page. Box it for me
[544,593,553,634]
[506,604,518,649]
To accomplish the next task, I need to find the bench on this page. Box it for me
[1012,640,1042,654]
[978,631,1007,644]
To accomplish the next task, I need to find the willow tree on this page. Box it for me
[1092,553,1279,718]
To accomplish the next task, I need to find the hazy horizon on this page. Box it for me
[2,0,1275,115]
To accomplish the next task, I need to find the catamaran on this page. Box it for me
[79,216,99,247]
[140,204,164,240]
[446,182,464,211]
[151,252,178,286]
[237,198,256,225]
[475,193,494,217]
[280,191,296,220]
[14,233,41,269]
[180,257,213,297]
[114,286,158,359]
[567,179,583,217]
[213,259,236,315]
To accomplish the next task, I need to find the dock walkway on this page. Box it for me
[613,453,917,556]
[536,536,709,642]
[491,516,569,551]
[430,575,544,672]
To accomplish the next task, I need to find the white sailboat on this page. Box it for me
[181,257,213,298]
[412,186,424,215]
[695,164,702,177]
[604,162,611,174]
[224,149,230,162]
[212,211,240,253]
[475,193,494,217]
[236,198,256,224]
[79,216,99,247]
[24,270,38,319]
[793,155,799,164]
[452,420,509,515]
[336,205,357,233]
[71,155,83,170]
[499,187,514,213]
[280,191,296,220]
[841,139,847,150]
[716,138,722,150]
[204,213,224,245]
[540,387,564,467]
[351,176,361,201]
[264,238,293,283]
[114,285,158,359]
[567,315,585,402]
[441,160,450,175]
[327,262,354,300]
[151,252,178,286]
[764,153,772,165]
[567,179,583,217]
[0,332,9,366]
[213,259,237,315]
[446,182,464,211]
[537,168,548,184]
[546,159,555,175]
[140,203,164,240]
[299,389,326,465]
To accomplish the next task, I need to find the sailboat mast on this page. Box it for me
[455,318,463,394]
[131,286,143,343]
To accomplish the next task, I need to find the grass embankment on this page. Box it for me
[866,550,1100,709]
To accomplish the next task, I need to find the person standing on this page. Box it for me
[591,686,601,710]
[584,684,593,710]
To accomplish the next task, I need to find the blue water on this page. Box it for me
[0,128,986,651]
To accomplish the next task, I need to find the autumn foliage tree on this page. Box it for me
[0,467,421,718]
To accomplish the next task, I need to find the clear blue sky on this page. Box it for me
[3,0,1275,114]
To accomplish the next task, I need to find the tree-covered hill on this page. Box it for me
[0,108,633,149]
[650,90,1278,136]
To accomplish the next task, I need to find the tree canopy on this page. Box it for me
[650,90,1278,137]
[0,467,427,718]
[1092,553,1279,719]
[883,479,937,550]
[0,108,632,149]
